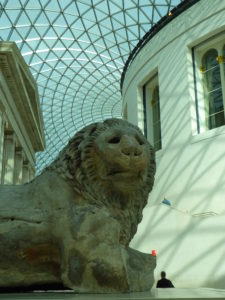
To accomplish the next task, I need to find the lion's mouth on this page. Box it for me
[107,169,126,176]
[107,169,143,179]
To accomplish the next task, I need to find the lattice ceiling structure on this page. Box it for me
[0,0,183,173]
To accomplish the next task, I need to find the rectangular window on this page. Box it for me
[193,33,225,133]
[143,74,162,151]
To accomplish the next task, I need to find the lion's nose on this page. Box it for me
[120,135,142,157]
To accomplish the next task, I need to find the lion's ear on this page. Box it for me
[88,124,98,136]
[78,123,99,141]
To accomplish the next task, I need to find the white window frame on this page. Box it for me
[144,74,162,151]
[194,33,225,133]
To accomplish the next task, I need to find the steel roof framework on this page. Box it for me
[0,0,182,173]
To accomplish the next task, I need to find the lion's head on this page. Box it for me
[46,118,155,245]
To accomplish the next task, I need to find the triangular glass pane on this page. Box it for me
[83,19,95,31]
[59,0,74,10]
[156,0,167,5]
[53,25,67,36]
[127,25,139,38]
[62,27,75,39]
[60,38,73,49]
[153,10,162,23]
[64,1,79,15]
[46,51,59,62]
[44,26,57,38]
[37,40,48,51]
[44,1,61,11]
[43,37,57,48]
[53,39,66,50]
[157,5,169,16]
[111,18,123,30]
[64,50,76,60]
[9,30,23,42]
[16,25,32,38]
[39,0,52,8]
[3,1,21,9]
[68,41,82,52]
[109,1,122,14]
[127,29,138,42]
[112,12,124,25]
[61,13,77,27]
[76,2,90,16]
[24,0,41,9]
[36,50,49,61]
[20,41,33,54]
[126,9,139,23]
[85,44,97,55]
[29,53,41,64]
[88,33,101,46]
[141,23,151,33]
[45,11,59,23]
[0,11,13,28]
[26,27,41,40]
[71,18,84,31]
[95,0,108,15]
[78,32,90,43]
[55,60,68,70]
[139,7,152,22]
[16,11,32,26]
[36,11,50,25]
[54,14,68,27]
[94,8,107,22]
[0,28,11,40]
[124,1,136,9]
[35,25,48,36]
[87,23,101,37]
[26,9,42,23]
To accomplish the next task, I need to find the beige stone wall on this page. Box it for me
[0,42,45,184]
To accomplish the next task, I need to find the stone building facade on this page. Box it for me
[0,42,45,184]
[122,0,225,289]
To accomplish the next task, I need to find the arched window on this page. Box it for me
[202,49,225,129]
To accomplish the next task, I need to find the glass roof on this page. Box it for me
[0,0,182,173]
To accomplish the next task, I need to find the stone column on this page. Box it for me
[2,130,16,184]
[14,147,23,184]
[22,161,30,184]
[0,111,5,183]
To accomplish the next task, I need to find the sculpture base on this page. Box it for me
[1,288,225,299]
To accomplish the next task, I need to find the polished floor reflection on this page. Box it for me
[1,288,225,300]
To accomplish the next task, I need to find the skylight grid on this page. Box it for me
[0,0,183,174]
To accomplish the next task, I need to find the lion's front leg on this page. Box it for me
[60,206,131,293]
[60,205,155,293]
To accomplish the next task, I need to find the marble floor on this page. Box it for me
[1,288,225,300]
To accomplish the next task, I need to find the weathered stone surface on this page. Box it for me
[0,118,156,293]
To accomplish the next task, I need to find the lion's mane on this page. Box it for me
[44,118,155,245]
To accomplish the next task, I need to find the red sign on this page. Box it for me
[152,250,157,256]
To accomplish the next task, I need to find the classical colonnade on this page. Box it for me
[0,112,35,184]
[0,42,45,185]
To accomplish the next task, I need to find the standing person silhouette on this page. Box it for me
[156,271,174,288]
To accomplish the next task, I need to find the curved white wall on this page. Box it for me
[122,0,225,288]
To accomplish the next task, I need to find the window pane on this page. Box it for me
[202,49,225,129]
[152,86,162,151]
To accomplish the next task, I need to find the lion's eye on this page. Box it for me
[136,135,145,145]
[108,136,120,144]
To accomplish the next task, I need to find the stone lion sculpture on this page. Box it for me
[0,118,156,293]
